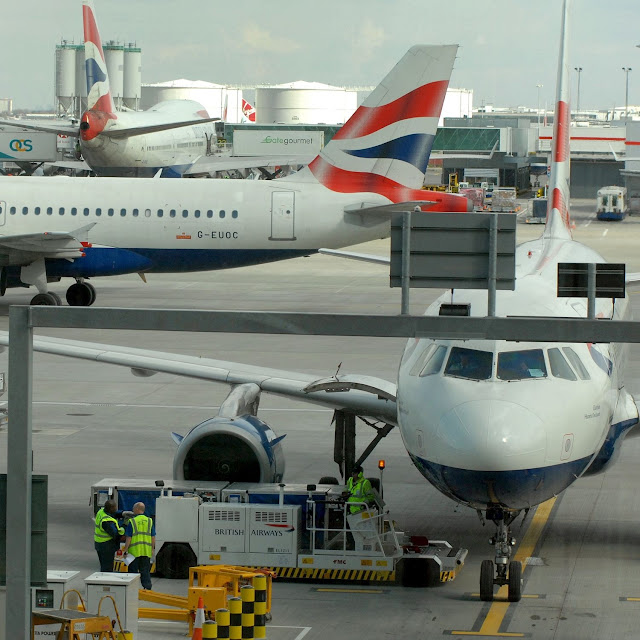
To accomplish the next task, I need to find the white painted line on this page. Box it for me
[584,220,591,227]
[269,626,312,640]
[603,228,609,236]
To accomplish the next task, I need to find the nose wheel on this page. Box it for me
[479,507,522,602]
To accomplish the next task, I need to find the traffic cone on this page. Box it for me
[192,596,205,640]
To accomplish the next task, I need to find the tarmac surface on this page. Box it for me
[2,198,640,639]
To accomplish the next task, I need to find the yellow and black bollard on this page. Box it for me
[241,584,255,639]
[203,619,218,639]
[253,575,267,639]
[228,596,242,640]
[216,608,230,639]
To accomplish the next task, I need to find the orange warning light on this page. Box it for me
[378,459,386,470]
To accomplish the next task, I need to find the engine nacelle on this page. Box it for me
[173,414,285,483]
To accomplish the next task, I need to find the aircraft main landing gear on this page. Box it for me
[66,280,96,306]
[479,506,522,602]
[30,292,62,306]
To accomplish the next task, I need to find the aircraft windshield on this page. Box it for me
[497,349,547,380]
[444,347,493,381]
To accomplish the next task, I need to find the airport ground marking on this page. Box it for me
[449,497,556,637]
[314,587,386,594]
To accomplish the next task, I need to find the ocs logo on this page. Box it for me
[9,139,33,152]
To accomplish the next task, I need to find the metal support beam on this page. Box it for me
[344,414,356,480]
[401,210,412,315]
[488,214,497,317]
[6,306,33,640]
[12,307,640,344]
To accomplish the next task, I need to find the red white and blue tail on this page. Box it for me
[294,45,457,196]
[82,0,115,114]
[544,0,572,241]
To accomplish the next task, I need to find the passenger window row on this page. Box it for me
[10,206,239,219]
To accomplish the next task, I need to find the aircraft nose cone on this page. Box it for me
[436,399,545,470]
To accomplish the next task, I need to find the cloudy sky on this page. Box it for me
[3,0,639,111]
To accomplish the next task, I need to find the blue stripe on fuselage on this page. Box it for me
[409,452,592,510]
[42,247,313,277]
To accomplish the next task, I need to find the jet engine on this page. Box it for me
[171,383,285,483]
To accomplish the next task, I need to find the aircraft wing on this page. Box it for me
[319,248,390,265]
[0,224,95,262]
[101,117,220,139]
[0,334,398,425]
[0,120,79,137]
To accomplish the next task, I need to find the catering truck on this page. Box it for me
[91,478,468,587]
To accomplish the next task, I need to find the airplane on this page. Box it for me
[0,45,470,306]
[11,0,640,603]
[0,0,219,178]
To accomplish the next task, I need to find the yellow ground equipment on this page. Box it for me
[31,609,117,640]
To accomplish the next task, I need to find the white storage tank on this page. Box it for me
[75,45,88,114]
[123,44,142,110]
[141,80,243,121]
[256,81,357,124]
[55,42,78,115]
[103,41,124,109]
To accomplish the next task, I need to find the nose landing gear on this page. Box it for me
[479,506,522,602]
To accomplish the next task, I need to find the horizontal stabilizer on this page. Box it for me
[0,120,79,137]
[100,116,219,139]
[344,200,437,216]
[319,248,389,265]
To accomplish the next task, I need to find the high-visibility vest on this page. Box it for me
[128,514,153,558]
[94,508,124,543]
[346,473,375,514]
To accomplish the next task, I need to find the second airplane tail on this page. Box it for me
[294,45,457,197]
[82,0,116,116]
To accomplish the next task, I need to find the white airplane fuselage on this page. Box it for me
[396,235,638,511]
[0,175,390,277]
[80,101,217,178]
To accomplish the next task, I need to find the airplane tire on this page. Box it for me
[480,559,494,601]
[66,282,94,307]
[155,543,197,579]
[84,282,97,306]
[508,560,522,602]
[31,293,61,306]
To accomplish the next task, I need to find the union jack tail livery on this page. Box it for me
[292,45,461,209]
[82,0,115,115]
[544,0,572,240]
[242,99,256,123]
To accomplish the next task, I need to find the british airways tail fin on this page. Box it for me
[292,45,457,194]
[543,0,572,241]
[82,0,115,115]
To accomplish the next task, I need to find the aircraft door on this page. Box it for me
[270,191,296,241]
[0,202,5,227]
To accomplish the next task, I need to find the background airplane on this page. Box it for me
[0,44,470,306]
[0,0,219,177]
[12,0,640,605]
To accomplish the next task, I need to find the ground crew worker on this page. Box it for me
[122,501,155,590]
[94,499,124,572]
[344,466,377,514]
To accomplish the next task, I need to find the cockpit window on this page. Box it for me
[548,348,577,380]
[562,347,590,380]
[497,349,547,380]
[419,345,447,377]
[409,343,446,377]
[444,347,493,380]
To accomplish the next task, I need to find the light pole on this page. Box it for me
[623,67,632,119]
[536,83,543,128]
[574,67,582,116]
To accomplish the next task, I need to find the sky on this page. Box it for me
[2,0,639,112]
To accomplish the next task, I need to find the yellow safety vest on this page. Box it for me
[346,474,375,514]
[94,508,124,543]
[128,514,153,558]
